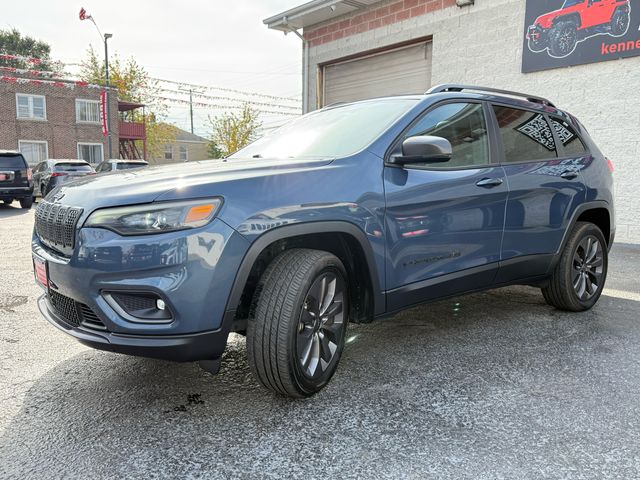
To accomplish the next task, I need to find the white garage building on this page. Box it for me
[264,0,640,244]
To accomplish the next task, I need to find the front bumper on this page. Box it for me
[38,294,231,361]
[527,24,546,41]
[32,216,251,361]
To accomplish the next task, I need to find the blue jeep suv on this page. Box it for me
[32,85,615,397]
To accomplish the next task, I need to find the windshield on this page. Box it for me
[231,98,419,159]
[562,0,584,8]
[55,163,94,172]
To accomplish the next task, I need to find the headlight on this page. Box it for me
[84,198,222,236]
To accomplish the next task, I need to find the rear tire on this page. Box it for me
[542,222,608,311]
[247,249,349,398]
[19,196,33,209]
[548,21,577,58]
[610,8,630,37]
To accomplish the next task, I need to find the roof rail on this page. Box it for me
[426,84,555,108]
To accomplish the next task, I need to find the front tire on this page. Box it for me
[247,249,349,398]
[542,222,608,311]
[548,21,577,58]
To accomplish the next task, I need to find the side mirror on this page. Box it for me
[390,135,453,166]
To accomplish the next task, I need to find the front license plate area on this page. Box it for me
[33,255,49,289]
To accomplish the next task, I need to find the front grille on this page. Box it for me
[49,290,107,331]
[35,201,83,256]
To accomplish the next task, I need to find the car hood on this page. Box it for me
[49,157,334,211]
[534,10,564,28]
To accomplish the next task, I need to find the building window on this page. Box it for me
[18,141,48,166]
[16,94,46,120]
[76,99,100,123]
[179,145,188,161]
[164,144,173,160]
[77,143,104,164]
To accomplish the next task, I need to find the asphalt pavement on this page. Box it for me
[1,200,639,479]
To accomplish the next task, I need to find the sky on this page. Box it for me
[1,1,304,137]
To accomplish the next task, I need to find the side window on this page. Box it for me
[550,118,588,156]
[492,105,557,163]
[403,102,490,168]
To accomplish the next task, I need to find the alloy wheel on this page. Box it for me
[296,272,345,379]
[572,235,604,301]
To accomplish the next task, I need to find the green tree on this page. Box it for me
[209,105,262,157]
[207,141,224,159]
[80,47,177,159]
[0,28,60,71]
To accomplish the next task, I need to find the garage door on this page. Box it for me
[322,41,432,106]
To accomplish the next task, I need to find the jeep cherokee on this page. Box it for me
[32,85,615,398]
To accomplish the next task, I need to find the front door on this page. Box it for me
[383,102,507,311]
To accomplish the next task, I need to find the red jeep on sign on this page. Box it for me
[527,0,631,57]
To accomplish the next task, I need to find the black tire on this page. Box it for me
[542,222,608,312]
[247,249,349,398]
[548,21,577,58]
[610,8,630,37]
[19,196,33,209]
[528,35,547,53]
[41,183,48,198]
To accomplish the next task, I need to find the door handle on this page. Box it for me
[476,177,504,188]
[560,171,579,180]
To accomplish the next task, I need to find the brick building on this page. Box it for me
[0,79,119,165]
[265,0,640,243]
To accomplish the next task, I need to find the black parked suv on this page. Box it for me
[0,151,34,209]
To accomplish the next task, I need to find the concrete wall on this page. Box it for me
[303,0,640,243]
[0,81,119,163]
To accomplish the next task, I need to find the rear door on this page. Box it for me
[383,101,507,310]
[490,104,586,280]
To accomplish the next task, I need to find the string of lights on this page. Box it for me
[152,95,300,117]
[157,86,300,112]
[153,77,301,104]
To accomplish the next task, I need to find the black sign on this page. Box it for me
[522,0,640,73]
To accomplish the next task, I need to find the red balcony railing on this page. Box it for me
[119,121,146,140]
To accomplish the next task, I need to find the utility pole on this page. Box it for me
[189,88,194,134]
[79,9,113,158]
[104,33,113,158]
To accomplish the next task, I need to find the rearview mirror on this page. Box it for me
[389,135,453,166]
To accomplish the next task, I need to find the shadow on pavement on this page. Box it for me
[0,202,32,219]
[1,286,640,478]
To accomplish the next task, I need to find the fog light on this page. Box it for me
[103,291,173,323]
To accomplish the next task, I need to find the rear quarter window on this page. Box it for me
[550,118,588,156]
[0,155,27,169]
